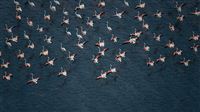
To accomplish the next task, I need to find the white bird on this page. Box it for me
[24,31,30,39]
[143,43,150,51]
[95,37,105,47]
[130,28,143,37]
[107,64,117,73]
[61,16,69,25]
[54,0,60,5]
[98,47,108,56]
[45,57,55,66]
[191,44,199,52]
[86,17,94,27]
[67,51,76,61]
[17,50,25,59]
[65,28,72,36]
[118,49,126,58]
[75,0,85,10]
[191,8,200,16]
[15,12,21,20]
[106,21,112,32]
[115,49,125,62]
[96,70,108,80]
[134,11,146,22]
[98,0,105,8]
[44,35,52,44]
[16,5,22,12]
[75,11,82,19]
[58,67,68,77]
[44,10,51,21]
[24,59,31,68]
[94,10,105,20]
[9,33,18,43]
[27,73,39,85]
[36,25,44,32]
[92,55,100,64]
[111,34,118,43]
[60,43,66,52]
[146,58,154,67]
[63,8,68,16]
[50,1,56,12]
[40,46,49,56]
[189,32,199,41]
[180,58,191,67]
[27,17,33,27]
[76,39,87,49]
[142,20,149,30]
[76,28,83,39]
[166,40,175,48]
[156,55,166,63]
[14,0,20,6]
[28,0,35,7]
[172,48,182,56]
[80,26,87,36]
[1,59,10,68]
[154,10,162,18]
[3,72,13,81]
[175,2,185,12]
[5,24,14,33]
[5,38,12,47]
[177,14,184,22]
[27,40,35,49]
[153,33,161,42]
[114,8,125,19]
[115,55,122,62]
[135,0,145,9]
[169,23,175,32]
[124,0,129,6]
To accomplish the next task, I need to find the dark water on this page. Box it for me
[0,0,200,112]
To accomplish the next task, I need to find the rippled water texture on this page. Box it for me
[0,0,200,112]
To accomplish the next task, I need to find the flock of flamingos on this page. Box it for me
[0,0,200,85]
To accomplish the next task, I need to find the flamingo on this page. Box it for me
[67,51,76,61]
[180,58,191,67]
[1,59,10,68]
[106,21,112,32]
[60,43,66,52]
[86,17,94,27]
[24,59,31,68]
[65,28,72,36]
[94,10,105,20]
[45,57,55,66]
[58,67,68,77]
[147,58,154,67]
[124,0,129,7]
[5,24,14,33]
[3,72,13,81]
[98,0,105,8]
[28,0,35,7]
[154,10,162,18]
[114,8,125,19]
[135,0,145,9]
[27,40,35,49]
[44,10,51,21]
[27,73,39,85]
[75,0,85,10]
[40,46,49,56]
[50,1,56,12]
[63,8,68,16]
[54,0,60,6]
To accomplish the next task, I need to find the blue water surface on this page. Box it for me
[0,0,200,112]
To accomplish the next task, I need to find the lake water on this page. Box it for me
[0,0,200,112]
